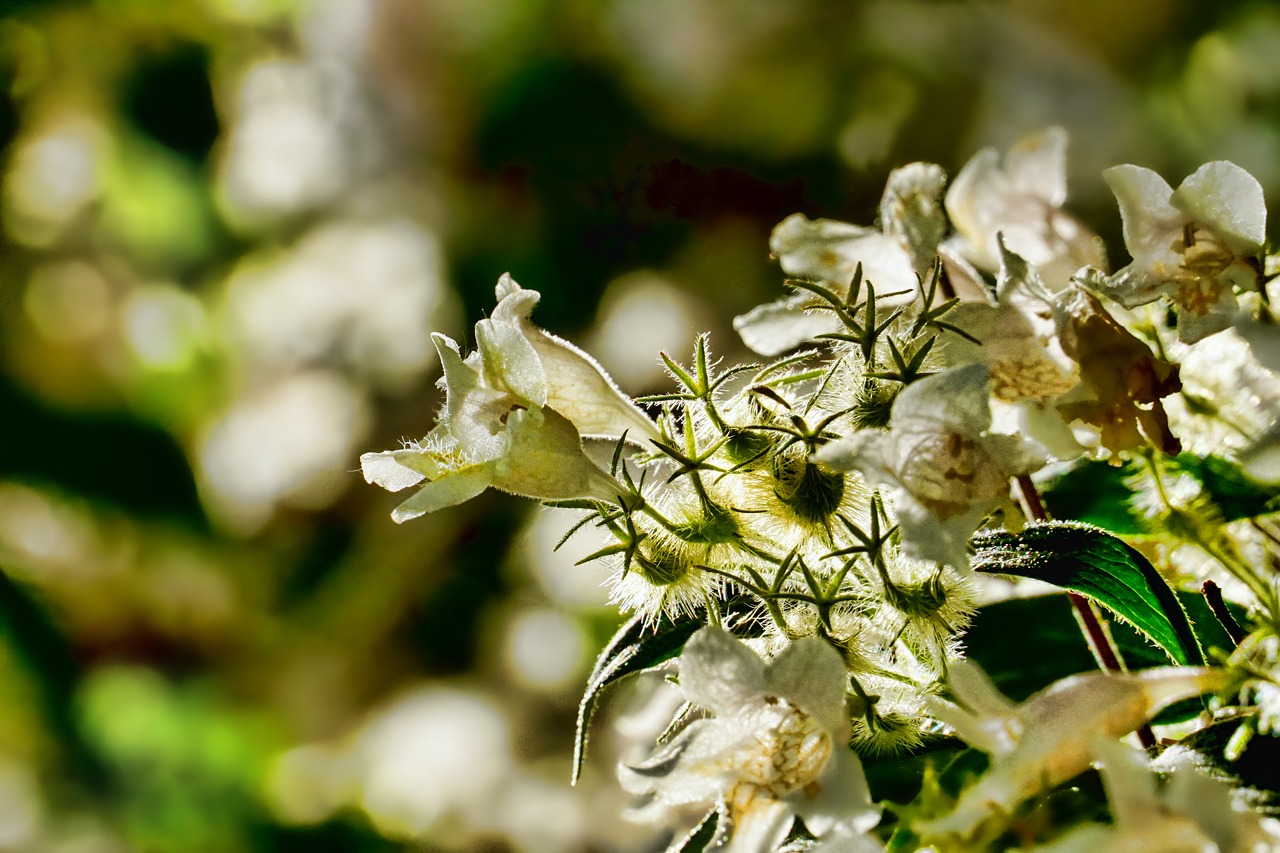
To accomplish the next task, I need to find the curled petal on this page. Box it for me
[491,274,660,441]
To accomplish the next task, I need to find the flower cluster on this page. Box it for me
[363,129,1280,851]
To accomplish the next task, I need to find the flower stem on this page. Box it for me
[1014,474,1156,749]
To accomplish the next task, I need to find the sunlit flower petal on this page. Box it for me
[621,627,879,847]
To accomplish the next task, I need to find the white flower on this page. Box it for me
[920,660,1223,840]
[735,163,945,356]
[361,275,656,521]
[1102,160,1265,342]
[620,627,879,853]
[945,127,1107,292]
[488,274,663,441]
[814,364,1045,570]
[1032,738,1280,853]
[940,240,1084,459]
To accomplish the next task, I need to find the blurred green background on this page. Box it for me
[0,0,1279,850]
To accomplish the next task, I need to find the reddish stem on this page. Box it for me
[1014,474,1157,750]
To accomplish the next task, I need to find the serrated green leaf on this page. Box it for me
[571,613,701,785]
[972,522,1203,666]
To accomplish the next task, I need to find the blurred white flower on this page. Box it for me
[201,370,370,530]
[224,217,455,389]
[920,661,1222,840]
[620,627,879,852]
[3,114,108,247]
[815,364,1044,570]
[362,276,652,521]
[503,607,586,692]
[1032,738,1280,853]
[1103,160,1265,342]
[219,59,376,220]
[354,688,513,837]
[945,127,1107,292]
[587,272,703,391]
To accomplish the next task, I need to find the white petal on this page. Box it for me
[475,317,548,407]
[492,280,660,441]
[494,270,522,302]
[945,147,1000,246]
[1090,737,1161,829]
[770,215,918,298]
[1241,420,1280,484]
[890,493,983,571]
[770,214,876,287]
[433,333,482,424]
[809,824,887,852]
[678,627,766,717]
[1235,317,1280,373]
[493,407,621,502]
[360,450,426,492]
[811,431,887,476]
[764,637,850,738]
[923,694,1014,756]
[734,294,842,356]
[1004,126,1068,207]
[1172,160,1266,257]
[949,660,1017,721]
[893,363,992,436]
[726,799,794,853]
[791,749,879,837]
[1102,165,1180,261]
[880,161,948,276]
[617,719,736,806]
[390,467,493,522]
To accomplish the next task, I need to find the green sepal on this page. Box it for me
[667,804,727,852]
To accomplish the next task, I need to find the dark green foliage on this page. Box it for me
[973,522,1203,665]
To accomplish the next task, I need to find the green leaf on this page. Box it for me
[972,522,1203,666]
[1039,460,1145,535]
[963,595,1096,703]
[1154,717,1280,814]
[572,612,701,785]
[1168,452,1280,521]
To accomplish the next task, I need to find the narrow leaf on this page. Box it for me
[972,522,1203,666]
[572,613,701,784]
